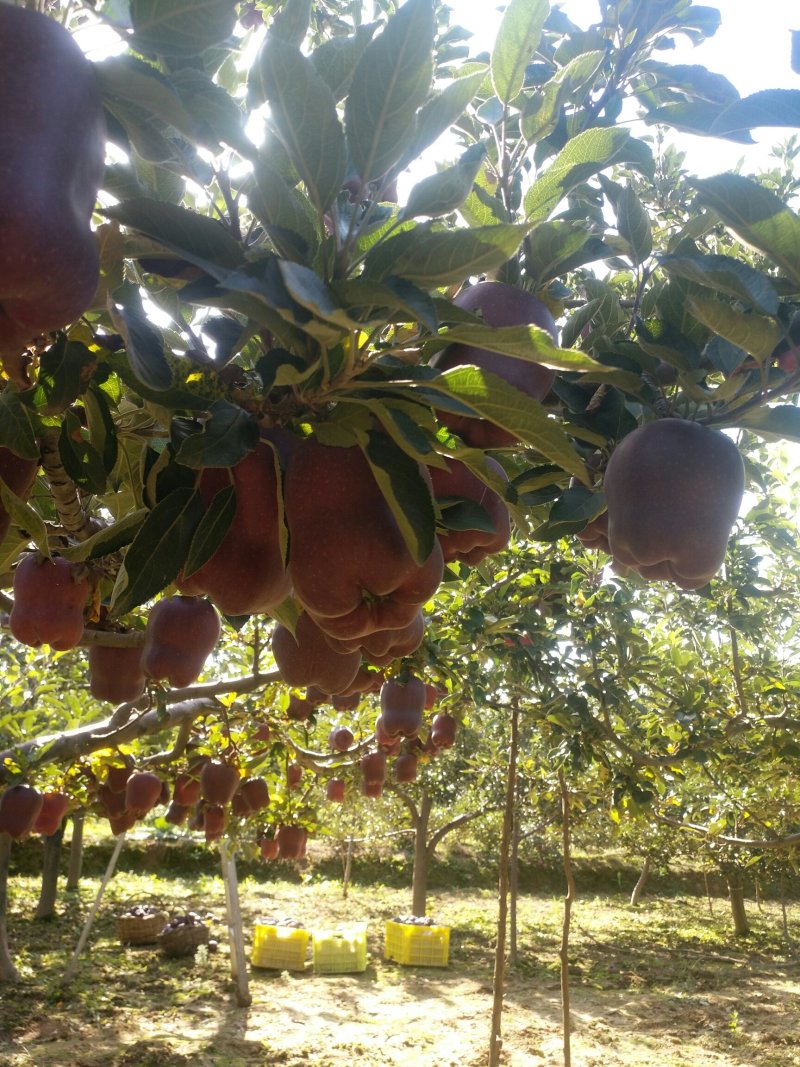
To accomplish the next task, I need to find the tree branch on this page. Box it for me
[656,814,800,851]
[427,804,502,856]
[38,428,98,542]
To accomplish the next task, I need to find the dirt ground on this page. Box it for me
[1,870,799,1067]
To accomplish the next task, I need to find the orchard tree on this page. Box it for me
[1,0,800,1014]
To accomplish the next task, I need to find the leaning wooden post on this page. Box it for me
[62,833,125,985]
[219,841,251,1007]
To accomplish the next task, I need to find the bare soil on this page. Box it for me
[1,868,798,1066]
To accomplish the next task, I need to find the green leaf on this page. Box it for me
[269,0,311,47]
[84,383,119,477]
[436,323,643,391]
[0,483,49,556]
[408,69,487,160]
[440,498,495,533]
[108,299,172,393]
[491,0,549,105]
[182,484,236,580]
[345,0,435,183]
[687,296,782,361]
[59,413,107,495]
[430,367,587,480]
[0,393,38,460]
[358,428,435,565]
[710,90,800,136]
[110,488,204,616]
[278,262,357,329]
[534,484,603,540]
[364,223,528,286]
[659,254,779,316]
[250,155,320,260]
[615,185,652,264]
[524,129,645,222]
[733,405,800,442]
[129,0,237,56]
[252,39,346,215]
[520,82,562,144]
[691,175,800,287]
[645,101,754,143]
[174,401,261,469]
[24,338,96,416]
[332,277,438,332]
[58,509,148,563]
[348,397,441,464]
[310,25,377,101]
[105,199,244,278]
[402,143,487,220]
[96,56,197,140]
[170,69,252,158]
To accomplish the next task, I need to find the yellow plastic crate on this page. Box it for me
[251,924,310,970]
[384,920,450,967]
[312,924,368,974]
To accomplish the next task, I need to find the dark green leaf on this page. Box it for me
[59,413,107,495]
[358,428,435,565]
[332,277,438,332]
[691,175,800,286]
[659,254,779,316]
[182,484,236,580]
[111,487,204,616]
[364,223,529,286]
[96,56,197,140]
[252,39,346,215]
[170,69,252,158]
[439,497,495,533]
[491,0,548,105]
[59,509,149,563]
[645,101,755,143]
[345,0,435,182]
[310,25,377,100]
[104,199,244,278]
[250,155,320,260]
[24,338,95,416]
[278,262,356,329]
[534,484,604,539]
[174,400,261,468]
[129,0,237,56]
[108,300,172,393]
[269,0,311,47]
[402,142,487,220]
[0,393,38,460]
[408,69,487,161]
[84,384,119,476]
[520,82,562,144]
[710,90,800,136]
[733,404,800,442]
[615,185,652,264]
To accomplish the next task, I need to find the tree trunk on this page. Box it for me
[780,876,791,943]
[35,827,64,920]
[489,704,519,1067]
[509,801,520,965]
[66,813,84,891]
[411,790,432,917]
[630,855,652,907]
[0,833,19,983]
[726,874,750,936]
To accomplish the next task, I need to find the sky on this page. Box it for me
[450,0,799,177]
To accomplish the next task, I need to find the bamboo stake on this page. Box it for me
[220,842,251,1007]
[62,833,125,985]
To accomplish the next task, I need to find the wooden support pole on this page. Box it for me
[62,833,125,985]
[220,842,251,1007]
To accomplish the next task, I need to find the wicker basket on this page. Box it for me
[158,922,210,957]
[116,910,169,946]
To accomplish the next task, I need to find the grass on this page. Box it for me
[1,841,799,1066]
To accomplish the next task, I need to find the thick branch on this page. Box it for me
[39,428,97,542]
[386,783,421,830]
[0,671,278,781]
[427,805,502,856]
[656,815,800,851]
